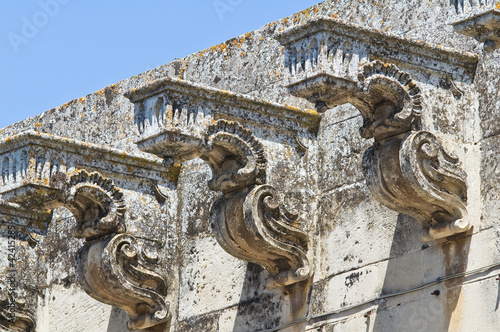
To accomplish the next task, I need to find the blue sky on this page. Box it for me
[0,0,320,129]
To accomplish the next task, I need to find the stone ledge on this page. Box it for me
[275,16,479,86]
[0,131,178,207]
[125,76,321,136]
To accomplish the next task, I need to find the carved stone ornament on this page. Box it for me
[277,20,471,242]
[204,121,311,287]
[449,0,500,52]
[48,170,171,330]
[134,118,311,287]
[0,296,35,332]
[78,234,170,331]
[364,131,468,241]
[47,170,127,239]
[0,131,174,331]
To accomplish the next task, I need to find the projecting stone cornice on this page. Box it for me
[452,9,500,51]
[125,77,320,141]
[275,16,479,90]
[0,131,177,207]
[0,200,50,230]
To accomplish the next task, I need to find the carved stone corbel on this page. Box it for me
[0,133,174,331]
[48,170,127,239]
[77,233,170,331]
[202,121,311,288]
[349,61,468,240]
[47,170,171,331]
[285,56,469,240]
[134,118,311,288]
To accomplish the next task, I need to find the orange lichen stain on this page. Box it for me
[283,104,301,111]
[35,123,41,128]
[313,7,319,13]
[281,46,285,53]
[331,13,338,18]
[240,51,245,57]
[496,1,500,8]
[283,17,289,24]
[80,113,84,118]
[209,42,229,54]
[275,71,280,77]
[178,61,188,79]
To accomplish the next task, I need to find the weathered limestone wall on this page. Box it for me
[1,0,500,331]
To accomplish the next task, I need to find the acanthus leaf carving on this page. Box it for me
[78,234,171,331]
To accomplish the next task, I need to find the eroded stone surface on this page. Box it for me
[1,0,499,331]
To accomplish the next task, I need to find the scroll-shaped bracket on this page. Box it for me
[211,184,310,288]
[78,234,171,331]
[203,121,311,287]
[0,296,35,332]
[278,51,469,240]
[364,131,469,241]
[137,119,311,287]
[0,133,173,331]
[201,120,267,194]
[3,169,171,330]
[291,60,423,143]
[49,171,172,329]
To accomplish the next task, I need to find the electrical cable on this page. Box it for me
[256,261,500,332]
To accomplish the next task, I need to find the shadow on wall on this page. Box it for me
[232,263,285,332]
[372,214,471,332]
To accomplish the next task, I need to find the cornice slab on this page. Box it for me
[125,77,320,132]
[0,131,176,207]
[452,9,500,51]
[125,78,320,161]
[275,16,479,98]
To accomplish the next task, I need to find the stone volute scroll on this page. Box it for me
[51,170,171,331]
[144,119,312,288]
[276,18,472,241]
[202,121,311,288]
[124,79,316,288]
[0,132,173,332]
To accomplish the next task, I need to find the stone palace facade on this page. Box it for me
[1,1,500,331]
